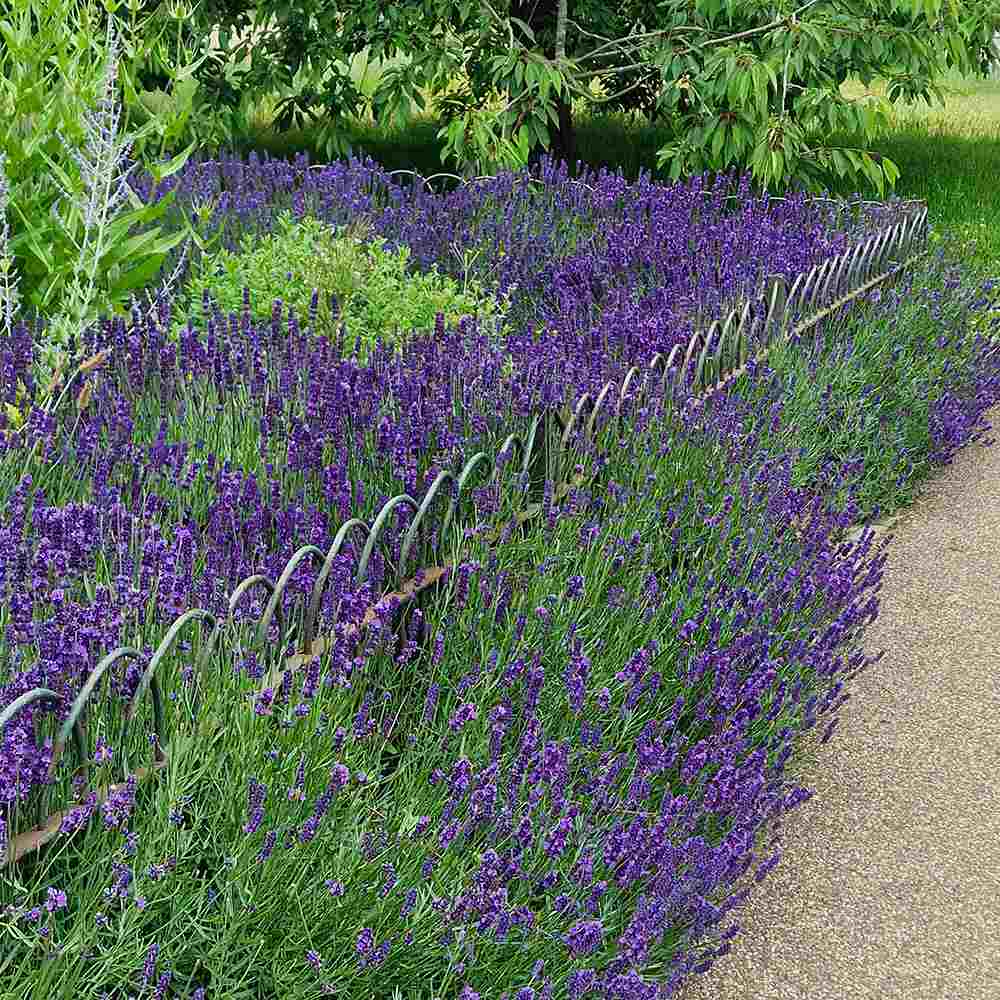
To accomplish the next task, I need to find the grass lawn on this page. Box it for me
[837,72,1000,270]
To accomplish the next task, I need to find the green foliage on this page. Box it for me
[97,0,237,161]
[0,0,120,322]
[760,246,995,517]
[0,1,207,400]
[0,0,201,321]
[967,278,1000,343]
[169,210,518,356]
[194,0,1000,193]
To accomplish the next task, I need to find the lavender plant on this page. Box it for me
[110,149,903,444]
[750,246,1000,516]
[0,161,943,824]
[0,398,888,996]
[1,152,996,999]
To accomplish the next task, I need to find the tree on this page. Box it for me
[185,1,1000,193]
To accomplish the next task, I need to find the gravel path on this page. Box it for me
[678,405,1000,1000]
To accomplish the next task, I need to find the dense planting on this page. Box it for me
[1,152,998,1000]
[0,157,907,812]
[129,151,904,378]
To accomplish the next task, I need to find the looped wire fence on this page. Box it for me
[288,160,921,234]
[1,183,929,867]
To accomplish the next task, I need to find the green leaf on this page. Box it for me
[9,206,55,269]
[34,149,80,207]
[727,70,743,106]
[771,149,784,183]
[862,155,885,196]
[104,226,165,263]
[508,16,536,44]
[514,125,530,160]
[537,68,551,103]
[752,64,769,118]
[711,123,726,160]
[882,156,900,187]
[528,118,549,149]
[106,253,170,299]
[146,139,197,185]
[761,60,778,91]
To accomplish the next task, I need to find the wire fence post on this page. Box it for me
[763,273,788,347]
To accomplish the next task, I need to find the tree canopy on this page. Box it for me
[154,1,1000,192]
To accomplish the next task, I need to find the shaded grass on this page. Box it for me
[832,74,1000,271]
[842,122,1000,271]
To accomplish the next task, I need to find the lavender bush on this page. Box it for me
[0,224,998,997]
[128,149,905,385]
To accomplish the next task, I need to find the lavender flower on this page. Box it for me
[256,830,277,864]
[356,927,374,957]
[563,918,604,957]
[448,701,478,733]
[44,888,67,913]
[100,775,137,830]
[140,942,159,991]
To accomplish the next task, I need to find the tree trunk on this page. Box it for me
[512,0,578,175]
[550,0,577,172]
[550,90,577,171]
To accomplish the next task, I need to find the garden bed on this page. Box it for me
[1,155,997,999]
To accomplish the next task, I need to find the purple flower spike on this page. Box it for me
[564,918,605,957]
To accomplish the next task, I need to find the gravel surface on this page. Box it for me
[678,405,1000,1000]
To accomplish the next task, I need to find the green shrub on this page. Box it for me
[168,210,516,356]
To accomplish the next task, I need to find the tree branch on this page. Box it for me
[563,15,647,47]
[587,61,663,79]
[587,74,662,107]
[574,0,827,66]
[555,0,568,63]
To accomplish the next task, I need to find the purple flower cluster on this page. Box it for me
[120,149,899,395]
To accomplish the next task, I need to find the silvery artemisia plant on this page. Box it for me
[0,153,21,342]
[0,13,200,417]
[27,17,136,386]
